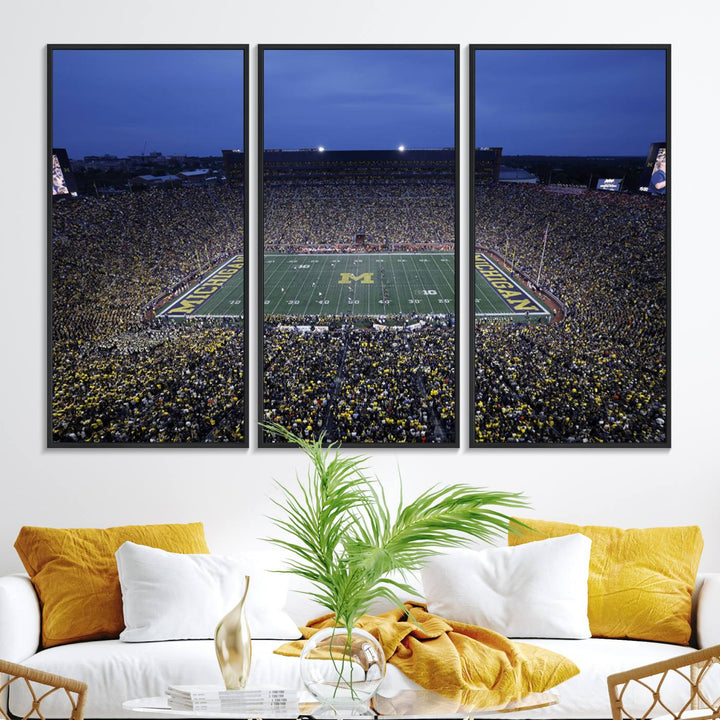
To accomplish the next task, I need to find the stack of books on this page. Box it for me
[166,685,299,715]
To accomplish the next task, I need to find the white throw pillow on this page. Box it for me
[421,534,592,639]
[116,541,301,642]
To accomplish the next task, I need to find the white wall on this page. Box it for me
[1,0,718,576]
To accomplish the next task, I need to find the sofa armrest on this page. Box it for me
[696,572,720,648]
[0,574,41,661]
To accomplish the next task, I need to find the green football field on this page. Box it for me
[264,252,454,316]
[157,252,550,321]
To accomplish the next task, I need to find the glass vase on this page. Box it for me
[214,575,251,690]
[299,626,386,717]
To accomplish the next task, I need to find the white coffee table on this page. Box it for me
[124,688,558,719]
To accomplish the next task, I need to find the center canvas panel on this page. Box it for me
[260,46,458,447]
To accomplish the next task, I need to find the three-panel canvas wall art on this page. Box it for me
[48,44,668,448]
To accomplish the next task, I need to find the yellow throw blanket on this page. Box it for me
[275,603,579,711]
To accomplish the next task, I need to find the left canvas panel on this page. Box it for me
[48,46,248,446]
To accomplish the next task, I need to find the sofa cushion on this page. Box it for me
[11,637,710,719]
[509,519,703,645]
[14,523,209,648]
[421,535,591,639]
[116,542,300,641]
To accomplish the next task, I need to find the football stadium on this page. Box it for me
[261,149,458,445]
[50,152,667,447]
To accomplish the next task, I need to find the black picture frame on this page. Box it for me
[48,44,249,447]
[469,45,670,447]
[258,44,460,448]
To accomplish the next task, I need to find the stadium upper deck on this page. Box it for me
[263,148,455,181]
[262,149,455,252]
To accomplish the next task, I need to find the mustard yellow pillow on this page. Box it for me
[15,523,209,648]
[509,519,703,645]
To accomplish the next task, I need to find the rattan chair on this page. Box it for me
[0,660,87,720]
[608,644,720,720]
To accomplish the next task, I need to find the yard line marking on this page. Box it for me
[431,253,455,300]
[318,255,336,315]
[399,255,415,314]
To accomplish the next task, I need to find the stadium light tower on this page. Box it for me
[536,222,551,286]
[398,145,406,152]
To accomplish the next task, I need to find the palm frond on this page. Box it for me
[263,424,530,630]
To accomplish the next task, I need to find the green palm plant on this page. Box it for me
[264,423,529,634]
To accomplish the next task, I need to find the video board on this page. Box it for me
[647,146,667,195]
[52,148,78,196]
[640,142,667,195]
[596,178,622,192]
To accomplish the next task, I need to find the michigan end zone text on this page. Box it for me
[160,256,244,317]
[475,254,545,314]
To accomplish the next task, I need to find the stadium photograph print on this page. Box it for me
[259,45,459,448]
[470,45,669,446]
[48,45,249,446]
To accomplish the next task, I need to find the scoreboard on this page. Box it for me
[475,147,502,184]
[596,178,622,192]
[222,149,245,186]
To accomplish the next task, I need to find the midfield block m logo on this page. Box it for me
[338,272,374,285]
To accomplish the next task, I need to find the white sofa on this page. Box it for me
[1,566,719,720]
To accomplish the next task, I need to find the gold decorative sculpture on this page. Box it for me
[214,575,252,690]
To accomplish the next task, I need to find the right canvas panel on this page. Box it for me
[470,46,669,446]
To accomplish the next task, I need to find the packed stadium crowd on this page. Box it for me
[263,176,454,253]
[474,183,667,443]
[263,317,455,444]
[53,319,245,443]
[53,185,243,342]
[51,185,245,443]
[51,159,666,446]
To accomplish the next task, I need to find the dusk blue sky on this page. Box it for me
[263,49,455,151]
[475,48,667,156]
[51,48,666,159]
[52,49,244,157]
